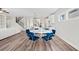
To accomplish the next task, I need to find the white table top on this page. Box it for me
[30,28,52,33]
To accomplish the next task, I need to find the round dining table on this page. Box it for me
[30,27,53,39]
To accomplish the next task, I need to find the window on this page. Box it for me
[59,14,65,22]
[0,15,6,28]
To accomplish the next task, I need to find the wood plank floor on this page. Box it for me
[0,31,77,51]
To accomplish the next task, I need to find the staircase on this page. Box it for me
[16,17,25,28]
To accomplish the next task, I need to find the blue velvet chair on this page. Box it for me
[52,30,56,36]
[26,29,31,38]
[42,30,56,41]
[42,33,53,41]
[26,29,39,41]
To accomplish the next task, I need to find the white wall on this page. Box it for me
[54,8,79,50]
[24,17,33,29]
[0,17,23,40]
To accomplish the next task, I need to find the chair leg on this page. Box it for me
[49,38,52,40]
[43,38,49,41]
[29,37,32,40]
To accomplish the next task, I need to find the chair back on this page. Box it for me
[52,30,56,34]
[26,29,30,33]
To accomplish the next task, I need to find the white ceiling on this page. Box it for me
[3,8,58,18]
